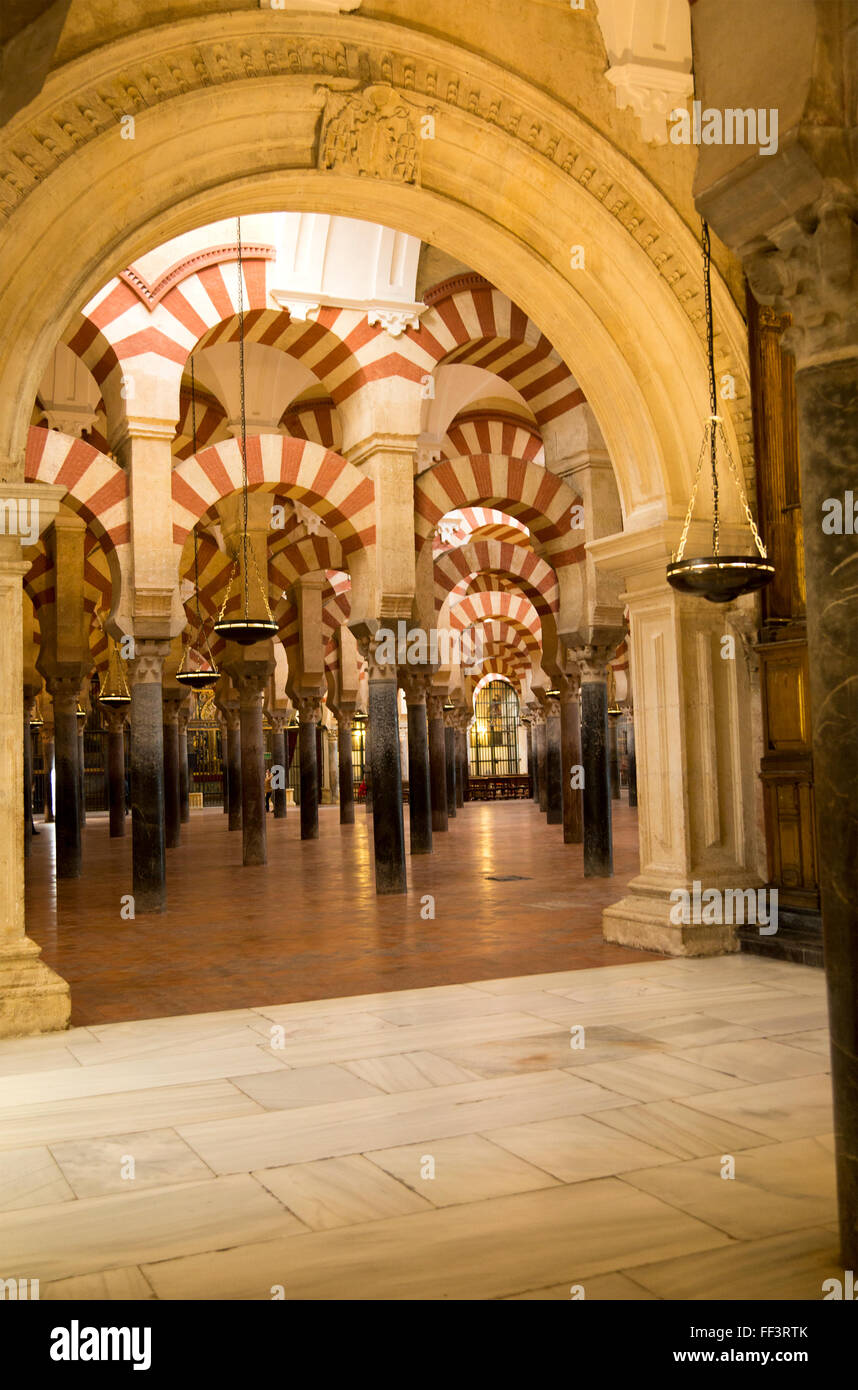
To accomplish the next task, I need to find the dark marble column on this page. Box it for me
[426,692,448,832]
[270,714,288,820]
[580,655,612,877]
[218,715,229,814]
[42,729,55,823]
[402,676,432,856]
[226,713,242,832]
[525,718,534,798]
[367,657,406,893]
[444,711,457,819]
[162,701,182,850]
[795,354,858,1266]
[76,718,86,828]
[130,642,169,913]
[337,713,355,825]
[48,679,81,879]
[454,718,466,808]
[23,704,33,859]
[560,682,584,844]
[535,713,548,814]
[104,709,127,838]
[608,710,621,800]
[625,712,638,808]
[545,698,563,825]
[178,706,191,824]
[364,712,373,815]
[298,696,320,840]
[237,674,267,866]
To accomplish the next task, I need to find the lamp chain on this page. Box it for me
[701,221,720,555]
[236,216,249,620]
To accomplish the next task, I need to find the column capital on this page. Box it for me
[545,696,562,721]
[574,646,614,684]
[46,674,83,715]
[337,712,354,733]
[356,633,397,682]
[746,202,858,372]
[426,691,447,722]
[103,706,129,734]
[267,711,288,734]
[234,671,268,708]
[296,694,322,724]
[130,639,170,685]
[399,671,431,705]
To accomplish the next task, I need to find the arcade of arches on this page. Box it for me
[0,0,856,1298]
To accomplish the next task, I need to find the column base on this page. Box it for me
[602,878,741,956]
[0,938,71,1037]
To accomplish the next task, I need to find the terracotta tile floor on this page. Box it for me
[25,799,659,1026]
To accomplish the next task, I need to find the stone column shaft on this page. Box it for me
[178,713,190,824]
[162,708,181,850]
[238,678,267,866]
[427,694,448,832]
[368,667,407,893]
[545,701,563,826]
[226,716,242,831]
[43,733,55,823]
[444,716,457,819]
[535,715,547,814]
[403,680,432,856]
[560,688,584,844]
[49,681,81,879]
[580,664,613,877]
[337,716,355,825]
[271,718,288,820]
[298,698,320,840]
[130,644,169,914]
[105,713,127,839]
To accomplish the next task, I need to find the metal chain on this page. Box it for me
[717,420,769,558]
[236,215,249,619]
[701,221,720,555]
[673,430,708,563]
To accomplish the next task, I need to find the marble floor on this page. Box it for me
[0,952,840,1300]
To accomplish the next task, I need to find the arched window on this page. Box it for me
[469,678,520,776]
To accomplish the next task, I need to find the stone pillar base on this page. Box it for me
[0,938,71,1037]
[602,882,740,957]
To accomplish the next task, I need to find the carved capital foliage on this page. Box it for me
[577,647,613,684]
[426,692,446,721]
[130,640,170,686]
[103,706,129,734]
[46,674,81,716]
[296,694,322,722]
[746,203,858,370]
[337,712,353,733]
[355,634,396,682]
[399,670,430,704]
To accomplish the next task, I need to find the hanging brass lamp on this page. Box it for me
[98,637,132,709]
[177,355,221,689]
[666,221,775,604]
[213,216,278,646]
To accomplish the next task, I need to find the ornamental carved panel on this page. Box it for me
[317,83,420,183]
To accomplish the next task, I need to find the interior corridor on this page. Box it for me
[26,801,653,1026]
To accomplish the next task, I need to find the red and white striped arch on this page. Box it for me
[172,436,375,559]
[449,589,542,644]
[415,284,586,427]
[434,539,559,617]
[415,455,576,554]
[441,414,544,464]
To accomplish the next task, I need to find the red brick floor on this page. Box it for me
[25,798,663,1026]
